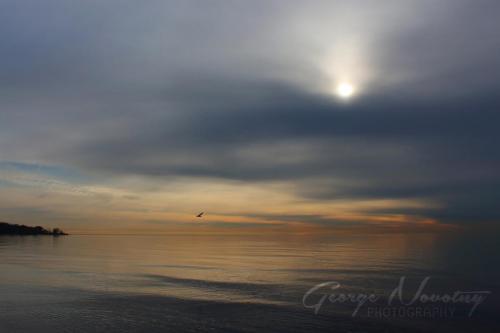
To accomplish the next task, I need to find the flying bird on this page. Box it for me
[196,212,204,218]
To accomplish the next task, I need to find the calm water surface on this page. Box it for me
[1,232,498,332]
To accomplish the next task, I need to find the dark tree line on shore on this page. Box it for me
[0,222,67,236]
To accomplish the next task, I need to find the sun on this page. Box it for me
[336,83,355,99]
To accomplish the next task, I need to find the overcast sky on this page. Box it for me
[1,0,499,233]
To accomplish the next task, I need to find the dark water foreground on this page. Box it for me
[1,232,499,332]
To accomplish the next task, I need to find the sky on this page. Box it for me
[1,0,499,233]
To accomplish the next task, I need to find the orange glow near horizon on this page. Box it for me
[0,171,454,234]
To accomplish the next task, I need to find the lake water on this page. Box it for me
[0,232,498,332]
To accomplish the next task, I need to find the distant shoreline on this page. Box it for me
[0,222,68,236]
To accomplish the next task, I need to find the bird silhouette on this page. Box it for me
[196,212,204,218]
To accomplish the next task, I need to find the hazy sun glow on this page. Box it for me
[337,83,355,98]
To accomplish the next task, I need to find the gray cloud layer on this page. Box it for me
[1,0,500,226]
